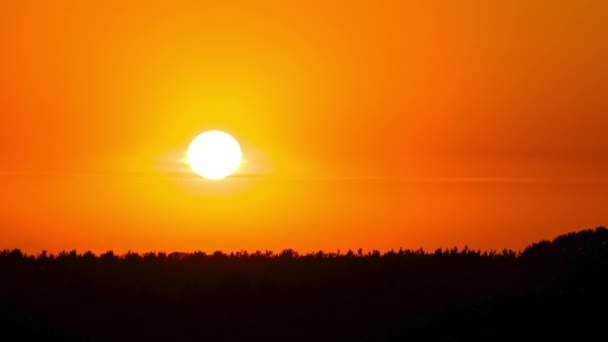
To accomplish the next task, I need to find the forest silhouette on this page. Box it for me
[2,227,608,340]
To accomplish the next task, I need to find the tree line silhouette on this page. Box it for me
[1,227,608,340]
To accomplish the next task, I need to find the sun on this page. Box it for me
[187,130,242,180]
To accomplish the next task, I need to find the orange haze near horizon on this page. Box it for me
[1,1,607,254]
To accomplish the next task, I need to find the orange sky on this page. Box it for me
[1,0,607,254]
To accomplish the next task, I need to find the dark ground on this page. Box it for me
[2,227,608,341]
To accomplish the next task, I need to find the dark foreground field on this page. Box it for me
[2,228,608,341]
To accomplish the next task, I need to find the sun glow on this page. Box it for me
[187,131,242,180]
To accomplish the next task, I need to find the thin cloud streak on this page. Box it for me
[2,170,608,184]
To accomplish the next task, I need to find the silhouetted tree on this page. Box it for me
[0,227,607,340]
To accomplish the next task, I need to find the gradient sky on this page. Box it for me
[1,0,607,254]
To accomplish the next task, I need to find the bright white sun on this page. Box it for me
[187,130,242,180]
